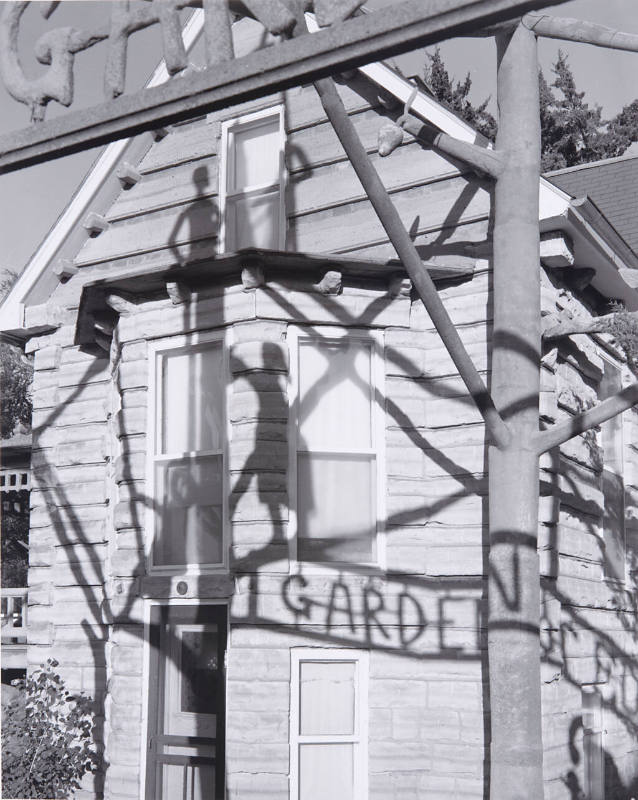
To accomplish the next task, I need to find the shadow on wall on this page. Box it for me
[20,155,638,800]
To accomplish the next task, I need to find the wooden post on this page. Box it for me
[488,22,544,799]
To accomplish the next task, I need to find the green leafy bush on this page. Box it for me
[1,659,98,798]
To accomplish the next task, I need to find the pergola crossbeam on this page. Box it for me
[524,13,638,52]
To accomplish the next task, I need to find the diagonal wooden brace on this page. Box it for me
[312,75,511,449]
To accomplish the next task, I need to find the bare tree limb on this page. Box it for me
[542,308,638,340]
[535,383,638,455]
[523,13,638,52]
[379,114,504,178]
[402,116,504,177]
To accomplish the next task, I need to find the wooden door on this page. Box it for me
[146,605,226,800]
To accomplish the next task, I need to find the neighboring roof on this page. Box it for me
[547,153,638,256]
[0,430,31,452]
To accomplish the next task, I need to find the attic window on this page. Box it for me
[220,106,285,252]
[149,332,227,573]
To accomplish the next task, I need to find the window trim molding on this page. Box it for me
[218,104,286,253]
[287,325,386,573]
[145,328,231,575]
[598,352,627,585]
[289,647,369,800]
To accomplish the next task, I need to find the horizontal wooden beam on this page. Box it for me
[0,0,572,174]
[524,13,638,52]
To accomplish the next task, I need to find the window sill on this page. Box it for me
[141,573,234,600]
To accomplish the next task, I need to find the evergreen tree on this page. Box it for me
[423,48,497,141]
[0,270,32,439]
[424,48,638,172]
[0,271,31,589]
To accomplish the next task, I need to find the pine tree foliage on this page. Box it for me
[0,269,32,439]
[423,48,497,140]
[424,48,638,172]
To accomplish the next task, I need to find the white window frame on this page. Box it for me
[290,648,369,800]
[599,353,627,584]
[218,104,286,253]
[146,329,231,575]
[288,326,386,572]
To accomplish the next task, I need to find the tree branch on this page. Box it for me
[523,13,638,53]
[542,308,638,340]
[384,114,504,178]
[535,383,638,455]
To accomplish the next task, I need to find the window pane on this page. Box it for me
[161,763,215,800]
[300,661,355,735]
[231,118,279,190]
[162,345,224,454]
[154,456,223,566]
[297,453,375,563]
[226,191,279,250]
[299,341,373,450]
[299,744,353,800]
[180,629,219,714]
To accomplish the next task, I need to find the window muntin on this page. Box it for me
[599,357,625,582]
[220,107,284,252]
[290,329,385,567]
[291,649,368,800]
[150,336,227,572]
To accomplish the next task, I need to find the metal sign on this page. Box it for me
[0,0,572,175]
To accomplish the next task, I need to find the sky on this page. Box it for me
[0,0,637,277]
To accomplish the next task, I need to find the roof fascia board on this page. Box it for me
[305,12,482,145]
[541,202,638,311]
[0,9,205,337]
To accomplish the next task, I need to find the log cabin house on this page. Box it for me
[2,11,638,800]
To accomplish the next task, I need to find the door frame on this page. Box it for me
[141,599,229,800]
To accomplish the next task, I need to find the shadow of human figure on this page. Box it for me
[229,342,289,618]
[168,164,219,267]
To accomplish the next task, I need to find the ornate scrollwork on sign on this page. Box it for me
[0,0,365,124]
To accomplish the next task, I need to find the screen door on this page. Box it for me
[146,605,227,800]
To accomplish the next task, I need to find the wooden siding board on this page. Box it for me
[137,120,219,174]
[108,157,219,222]
[290,177,491,254]
[288,143,464,217]
[76,202,219,266]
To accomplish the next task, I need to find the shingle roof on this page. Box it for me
[547,154,638,256]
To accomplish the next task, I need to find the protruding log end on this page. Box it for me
[53,259,78,282]
[83,212,109,237]
[241,263,265,290]
[313,269,342,295]
[116,161,142,189]
[388,275,412,298]
[166,281,192,305]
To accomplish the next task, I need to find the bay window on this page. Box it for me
[149,334,227,572]
[289,328,385,566]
